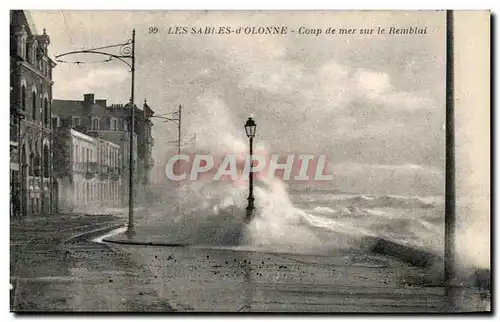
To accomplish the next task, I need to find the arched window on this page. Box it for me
[92,117,99,130]
[43,98,49,126]
[25,40,30,62]
[31,91,37,121]
[31,42,37,64]
[34,153,41,177]
[29,151,34,176]
[21,85,26,110]
[21,145,27,177]
[17,33,24,58]
[43,145,49,178]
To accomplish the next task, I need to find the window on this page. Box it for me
[74,144,78,163]
[123,120,128,131]
[29,151,34,176]
[75,184,79,202]
[31,91,37,121]
[52,116,59,129]
[92,117,99,130]
[43,98,49,126]
[25,40,30,62]
[111,118,118,131]
[17,30,26,58]
[81,147,84,163]
[31,42,37,64]
[72,117,80,127]
[20,85,26,110]
[43,145,49,178]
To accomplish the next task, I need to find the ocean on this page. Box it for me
[126,177,445,258]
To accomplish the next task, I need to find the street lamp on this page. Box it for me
[244,117,257,223]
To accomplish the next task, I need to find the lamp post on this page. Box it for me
[244,117,257,223]
[127,29,136,236]
[55,30,136,235]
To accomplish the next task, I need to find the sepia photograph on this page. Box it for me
[8,8,491,313]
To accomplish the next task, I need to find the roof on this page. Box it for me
[52,99,112,118]
[70,129,95,143]
[24,11,38,35]
[53,97,154,120]
[52,100,83,117]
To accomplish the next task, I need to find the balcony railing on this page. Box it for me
[98,165,109,179]
[73,162,99,178]
[110,167,121,181]
[27,177,51,192]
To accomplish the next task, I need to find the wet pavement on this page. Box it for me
[10,214,491,313]
[10,214,172,312]
[111,241,491,312]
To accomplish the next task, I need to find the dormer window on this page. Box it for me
[25,40,30,62]
[111,118,118,131]
[31,40,37,65]
[92,117,100,130]
[16,25,27,59]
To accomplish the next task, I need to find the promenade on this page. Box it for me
[10,213,173,312]
[106,233,491,313]
[10,213,491,313]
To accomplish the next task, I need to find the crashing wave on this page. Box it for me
[347,194,441,209]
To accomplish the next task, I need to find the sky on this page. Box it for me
[30,10,446,196]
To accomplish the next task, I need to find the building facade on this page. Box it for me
[52,94,154,205]
[53,127,122,212]
[10,10,56,218]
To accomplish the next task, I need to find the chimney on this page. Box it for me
[96,99,107,107]
[83,93,95,105]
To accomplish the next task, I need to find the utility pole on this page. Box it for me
[128,28,136,236]
[55,29,136,233]
[444,10,455,287]
[40,124,44,215]
[17,112,25,218]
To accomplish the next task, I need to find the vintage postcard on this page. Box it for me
[9,10,490,313]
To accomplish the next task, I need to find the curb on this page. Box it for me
[62,223,126,245]
[367,237,441,268]
[102,238,190,248]
[365,236,490,290]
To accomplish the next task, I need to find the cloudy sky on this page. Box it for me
[30,10,446,196]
